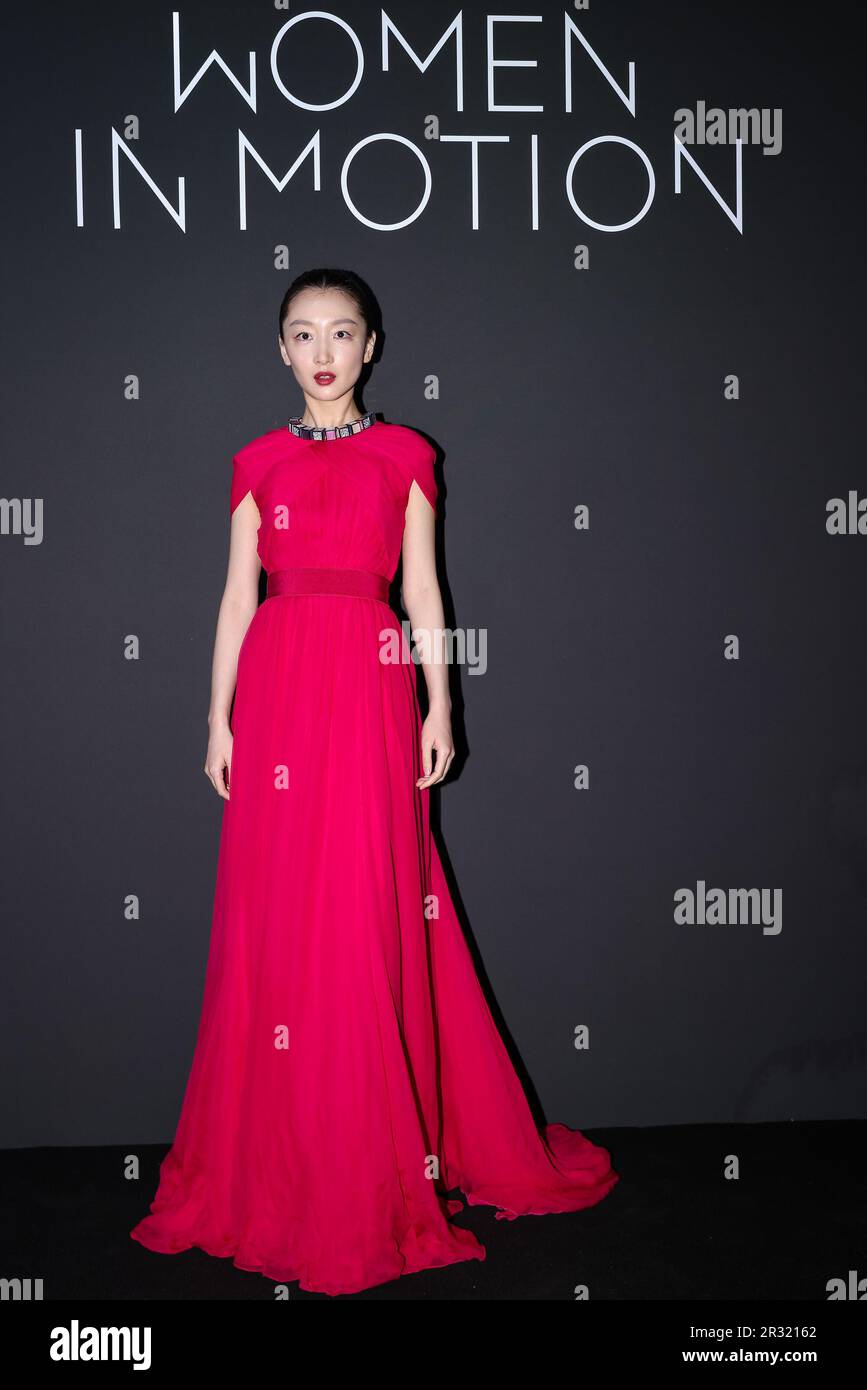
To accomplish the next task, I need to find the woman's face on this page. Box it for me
[278,287,375,405]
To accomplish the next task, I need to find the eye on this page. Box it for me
[294,331,311,341]
[335,330,351,339]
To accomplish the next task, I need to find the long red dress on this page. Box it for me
[130,416,619,1295]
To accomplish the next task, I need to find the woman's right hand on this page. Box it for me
[204,722,233,800]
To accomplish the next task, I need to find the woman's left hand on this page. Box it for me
[417,711,454,788]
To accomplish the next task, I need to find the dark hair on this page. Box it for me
[278,267,381,351]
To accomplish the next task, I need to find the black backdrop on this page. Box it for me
[2,0,865,1147]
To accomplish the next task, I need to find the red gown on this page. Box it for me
[130,418,619,1295]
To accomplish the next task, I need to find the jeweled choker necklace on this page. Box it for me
[287,410,378,441]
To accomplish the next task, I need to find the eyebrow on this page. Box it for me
[285,317,359,327]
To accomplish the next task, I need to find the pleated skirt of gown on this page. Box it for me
[130,592,619,1294]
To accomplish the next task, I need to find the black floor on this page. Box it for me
[2,1119,865,1300]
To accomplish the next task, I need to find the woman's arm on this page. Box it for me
[401,480,454,789]
[204,493,262,799]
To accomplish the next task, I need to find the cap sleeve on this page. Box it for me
[406,439,437,514]
[230,452,253,515]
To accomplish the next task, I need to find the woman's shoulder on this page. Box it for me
[232,425,296,465]
[229,427,298,513]
[374,422,438,512]
[376,420,435,459]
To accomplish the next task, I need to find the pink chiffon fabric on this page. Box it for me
[129,420,619,1295]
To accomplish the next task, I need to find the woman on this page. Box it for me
[130,267,619,1296]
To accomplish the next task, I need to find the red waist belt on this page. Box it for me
[265,567,390,602]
